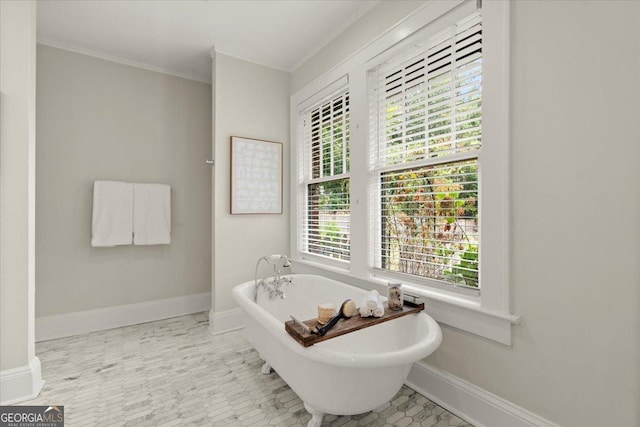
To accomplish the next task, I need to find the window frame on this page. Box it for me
[296,78,352,269]
[290,0,519,345]
[368,13,483,293]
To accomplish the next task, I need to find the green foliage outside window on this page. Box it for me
[381,160,479,288]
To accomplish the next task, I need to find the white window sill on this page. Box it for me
[291,258,521,345]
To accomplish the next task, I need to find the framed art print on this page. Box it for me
[230,136,283,214]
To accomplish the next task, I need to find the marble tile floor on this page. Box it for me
[22,312,472,427]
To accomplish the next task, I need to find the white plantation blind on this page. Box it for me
[305,92,350,180]
[370,10,482,289]
[378,160,479,287]
[371,12,482,168]
[305,179,350,260]
[299,90,350,261]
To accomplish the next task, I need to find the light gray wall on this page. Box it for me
[0,0,37,371]
[212,53,290,313]
[36,45,212,317]
[291,1,640,426]
[430,2,640,425]
[290,0,426,93]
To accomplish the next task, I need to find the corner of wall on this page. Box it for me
[208,308,244,336]
[0,357,44,405]
[0,0,38,387]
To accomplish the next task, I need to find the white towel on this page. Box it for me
[133,183,171,245]
[91,180,133,247]
[373,299,385,318]
[359,302,373,318]
[365,290,380,309]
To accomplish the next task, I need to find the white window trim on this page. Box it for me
[290,0,520,345]
[295,75,352,269]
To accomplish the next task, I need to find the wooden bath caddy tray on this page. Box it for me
[284,301,425,347]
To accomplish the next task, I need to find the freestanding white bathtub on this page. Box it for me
[232,273,442,427]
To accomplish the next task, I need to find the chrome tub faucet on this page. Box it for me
[254,254,293,302]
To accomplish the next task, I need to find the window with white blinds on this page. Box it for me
[292,1,512,343]
[370,11,482,288]
[300,91,350,261]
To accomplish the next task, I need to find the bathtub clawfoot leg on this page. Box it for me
[261,362,272,375]
[304,403,323,427]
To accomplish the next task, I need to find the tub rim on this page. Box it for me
[231,273,442,369]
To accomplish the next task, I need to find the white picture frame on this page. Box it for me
[230,136,283,214]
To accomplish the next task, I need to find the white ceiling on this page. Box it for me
[37,0,378,83]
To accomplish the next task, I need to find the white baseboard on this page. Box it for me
[209,308,244,335]
[36,292,211,342]
[0,357,45,405]
[406,361,559,427]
